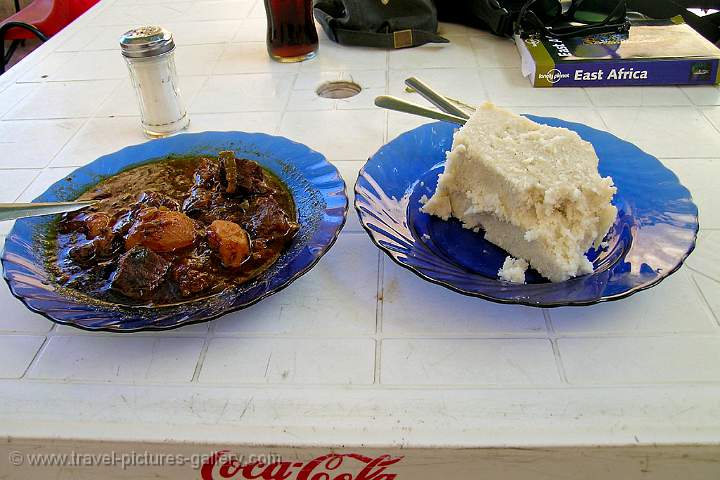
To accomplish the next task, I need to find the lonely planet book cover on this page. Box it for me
[516,18,720,87]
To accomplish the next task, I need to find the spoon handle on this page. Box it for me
[0,201,97,222]
[404,77,470,120]
[374,95,467,126]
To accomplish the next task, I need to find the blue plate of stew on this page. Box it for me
[354,118,698,307]
[2,131,347,331]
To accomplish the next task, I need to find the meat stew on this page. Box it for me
[52,152,299,306]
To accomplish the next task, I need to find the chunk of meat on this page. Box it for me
[192,157,221,189]
[84,187,113,200]
[218,151,268,197]
[110,246,170,299]
[68,235,117,263]
[169,247,219,297]
[183,153,268,225]
[235,158,268,196]
[183,189,246,225]
[125,208,197,252]
[111,208,135,237]
[182,188,214,217]
[171,263,217,297]
[136,191,180,210]
[184,157,237,221]
[219,151,238,194]
[59,210,118,262]
[58,212,85,234]
[68,240,97,262]
[207,220,251,268]
[246,196,299,242]
[111,191,180,237]
[247,238,281,265]
[235,158,270,195]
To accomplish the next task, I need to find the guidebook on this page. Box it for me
[515,18,720,87]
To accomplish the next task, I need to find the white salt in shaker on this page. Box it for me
[119,26,189,138]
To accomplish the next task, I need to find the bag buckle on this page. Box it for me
[393,29,413,48]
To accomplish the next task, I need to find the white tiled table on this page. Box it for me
[1,1,720,479]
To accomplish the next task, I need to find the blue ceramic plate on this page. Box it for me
[355,118,698,307]
[2,131,347,331]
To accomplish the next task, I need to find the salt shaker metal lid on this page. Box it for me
[119,26,175,58]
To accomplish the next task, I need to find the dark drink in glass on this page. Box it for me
[263,0,319,62]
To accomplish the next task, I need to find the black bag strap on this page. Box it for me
[629,0,720,43]
[464,1,516,37]
[313,5,449,48]
[331,28,450,48]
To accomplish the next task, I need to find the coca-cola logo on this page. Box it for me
[200,452,403,480]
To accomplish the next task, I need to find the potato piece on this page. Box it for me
[84,212,112,239]
[125,208,197,252]
[207,220,251,268]
[59,210,111,238]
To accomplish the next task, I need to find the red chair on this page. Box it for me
[1,0,99,73]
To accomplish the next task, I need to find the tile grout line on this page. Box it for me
[11,50,79,86]
[578,84,594,110]
[685,265,720,284]
[18,324,56,380]
[373,252,384,385]
[700,107,720,136]
[5,109,720,121]
[184,39,233,122]
[383,49,390,145]
[373,338,382,385]
[89,76,133,122]
[0,84,36,120]
[275,68,301,136]
[543,309,569,384]
[552,330,720,338]
[657,156,720,161]
[11,329,720,340]
[678,85,698,106]
[690,273,720,329]
[595,106,611,131]
[10,79,122,182]
[10,375,720,389]
[191,323,216,383]
[154,379,720,388]
[40,117,92,170]
[51,21,271,30]
[373,55,388,386]
[12,170,44,203]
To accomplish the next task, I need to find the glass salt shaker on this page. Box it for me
[119,26,189,138]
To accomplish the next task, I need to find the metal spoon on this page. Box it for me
[0,201,97,222]
[374,95,467,125]
[404,77,470,120]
